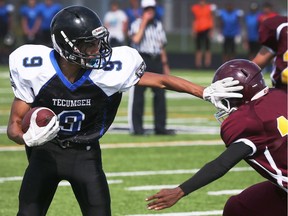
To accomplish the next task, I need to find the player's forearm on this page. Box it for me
[179,142,252,195]
[7,98,30,145]
[162,75,204,98]
[138,72,204,98]
[179,158,230,195]
[252,46,274,69]
[160,48,168,64]
[7,121,25,145]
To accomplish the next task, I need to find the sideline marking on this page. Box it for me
[126,210,223,216]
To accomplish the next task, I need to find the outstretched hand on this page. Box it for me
[146,187,185,210]
[203,77,243,111]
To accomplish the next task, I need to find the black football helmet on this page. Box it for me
[50,6,112,69]
[213,59,268,122]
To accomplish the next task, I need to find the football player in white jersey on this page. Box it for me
[7,6,243,216]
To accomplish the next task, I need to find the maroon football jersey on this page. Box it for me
[258,16,288,89]
[221,89,287,192]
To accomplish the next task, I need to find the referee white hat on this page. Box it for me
[141,0,156,8]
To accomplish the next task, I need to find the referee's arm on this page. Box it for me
[161,48,170,75]
[131,11,153,44]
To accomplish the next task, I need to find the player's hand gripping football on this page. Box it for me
[23,114,60,147]
[203,77,243,112]
[146,187,185,210]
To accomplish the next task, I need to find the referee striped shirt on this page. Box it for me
[129,18,167,55]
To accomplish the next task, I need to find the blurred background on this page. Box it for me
[1,0,287,68]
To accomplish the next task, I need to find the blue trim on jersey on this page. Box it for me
[99,109,107,137]
[50,51,92,92]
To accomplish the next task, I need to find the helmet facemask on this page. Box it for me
[214,99,239,123]
[52,26,112,69]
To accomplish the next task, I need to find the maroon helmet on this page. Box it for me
[213,59,268,121]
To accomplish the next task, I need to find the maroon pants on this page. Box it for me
[223,181,287,216]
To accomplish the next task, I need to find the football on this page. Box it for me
[22,107,56,133]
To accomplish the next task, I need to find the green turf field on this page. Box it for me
[0,66,267,215]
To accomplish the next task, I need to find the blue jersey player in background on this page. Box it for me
[38,0,62,47]
[7,5,243,216]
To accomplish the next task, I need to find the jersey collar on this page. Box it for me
[50,50,92,92]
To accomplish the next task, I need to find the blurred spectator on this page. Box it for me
[38,0,62,47]
[155,1,164,21]
[19,0,42,44]
[216,3,243,63]
[104,1,128,47]
[125,0,164,29]
[0,0,15,64]
[124,0,142,46]
[190,0,216,68]
[125,0,142,29]
[258,2,278,23]
[128,0,174,135]
[124,0,163,45]
[244,2,261,60]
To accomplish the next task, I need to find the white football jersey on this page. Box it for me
[9,44,145,103]
[9,44,146,143]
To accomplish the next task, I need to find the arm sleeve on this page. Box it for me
[179,141,253,195]
[258,18,277,51]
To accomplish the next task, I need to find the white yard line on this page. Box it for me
[207,190,243,196]
[58,179,123,186]
[125,186,243,193]
[101,140,223,149]
[0,167,252,183]
[0,176,22,183]
[126,185,178,191]
[116,166,252,180]
[0,73,9,78]
[0,124,219,135]
[126,210,223,216]
[0,140,223,152]
[0,176,123,185]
